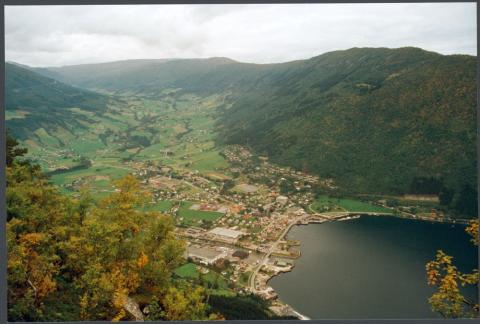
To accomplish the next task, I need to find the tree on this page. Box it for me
[6,132,27,166]
[208,294,274,320]
[221,179,235,193]
[6,136,219,321]
[78,156,92,168]
[7,139,74,320]
[200,219,213,229]
[161,285,207,320]
[279,179,295,195]
[69,175,184,320]
[453,184,478,217]
[426,220,479,318]
[439,186,455,206]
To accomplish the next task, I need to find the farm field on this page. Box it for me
[23,92,230,194]
[177,201,225,227]
[311,195,392,213]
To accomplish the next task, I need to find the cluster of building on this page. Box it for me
[186,244,232,265]
[185,242,256,270]
[117,145,339,306]
[222,145,253,163]
[207,227,245,244]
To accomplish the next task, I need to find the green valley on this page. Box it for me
[6,64,231,197]
[6,47,478,321]
[15,47,476,219]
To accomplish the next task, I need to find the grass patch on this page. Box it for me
[337,198,392,213]
[34,128,61,147]
[49,165,129,187]
[6,110,29,120]
[174,263,232,293]
[238,271,251,286]
[145,200,174,212]
[174,263,199,279]
[177,202,225,225]
[189,149,228,172]
[312,195,392,213]
[69,138,105,155]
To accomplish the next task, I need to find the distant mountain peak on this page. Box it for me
[206,57,237,63]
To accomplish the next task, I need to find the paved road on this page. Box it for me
[248,215,309,291]
[247,211,397,291]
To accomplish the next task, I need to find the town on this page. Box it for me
[70,144,408,317]
[43,133,469,319]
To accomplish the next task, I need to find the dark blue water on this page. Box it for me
[269,216,478,319]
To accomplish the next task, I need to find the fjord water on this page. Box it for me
[269,216,478,319]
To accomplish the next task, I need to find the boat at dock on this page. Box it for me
[338,215,361,221]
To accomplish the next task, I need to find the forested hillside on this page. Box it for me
[17,47,479,216]
[215,48,477,215]
[6,63,112,141]
[6,46,478,321]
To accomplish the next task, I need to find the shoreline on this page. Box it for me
[261,213,472,320]
[376,212,472,225]
[262,217,333,320]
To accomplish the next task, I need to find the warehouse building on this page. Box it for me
[208,227,245,243]
[187,245,229,265]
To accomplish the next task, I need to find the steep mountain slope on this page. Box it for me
[15,48,478,215]
[5,63,116,145]
[215,48,477,213]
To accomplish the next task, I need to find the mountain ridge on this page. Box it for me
[214,47,476,216]
[5,62,114,142]
[20,46,475,70]
[6,46,477,216]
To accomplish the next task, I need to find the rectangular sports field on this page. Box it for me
[312,196,392,213]
[178,201,225,221]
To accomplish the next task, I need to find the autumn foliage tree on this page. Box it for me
[6,139,215,321]
[7,143,71,320]
[426,220,479,318]
[69,175,187,321]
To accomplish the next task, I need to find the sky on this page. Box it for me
[5,3,477,67]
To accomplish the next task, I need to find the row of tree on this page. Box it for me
[409,176,478,217]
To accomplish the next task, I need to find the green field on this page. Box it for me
[312,195,392,213]
[50,165,129,186]
[238,271,251,286]
[144,200,174,212]
[177,202,225,226]
[174,263,231,291]
[69,138,105,155]
[22,93,229,195]
[189,149,228,172]
[174,263,199,279]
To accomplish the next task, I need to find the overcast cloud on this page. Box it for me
[5,3,477,67]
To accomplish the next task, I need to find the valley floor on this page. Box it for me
[19,90,471,317]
